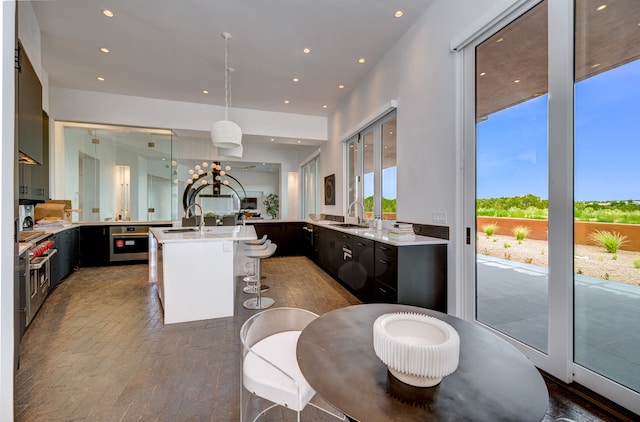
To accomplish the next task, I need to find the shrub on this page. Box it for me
[482,223,498,237]
[512,225,530,244]
[504,253,512,260]
[525,257,533,264]
[634,259,640,269]
[588,230,628,254]
[503,242,511,249]
[612,254,618,261]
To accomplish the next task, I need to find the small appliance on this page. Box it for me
[19,204,35,231]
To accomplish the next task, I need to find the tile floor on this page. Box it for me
[13,256,633,421]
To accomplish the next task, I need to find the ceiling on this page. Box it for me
[31,0,433,124]
[476,0,640,120]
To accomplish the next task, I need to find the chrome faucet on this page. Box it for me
[347,201,365,225]
[185,203,204,233]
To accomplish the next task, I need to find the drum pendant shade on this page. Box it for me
[211,32,242,154]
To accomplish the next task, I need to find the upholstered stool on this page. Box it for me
[242,243,277,310]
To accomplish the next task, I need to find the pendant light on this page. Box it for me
[211,32,243,151]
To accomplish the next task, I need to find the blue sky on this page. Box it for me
[477,59,640,202]
[363,167,397,199]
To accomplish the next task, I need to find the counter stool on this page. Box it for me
[242,243,277,310]
[244,234,267,246]
[243,240,271,294]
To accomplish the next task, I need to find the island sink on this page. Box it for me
[162,228,197,233]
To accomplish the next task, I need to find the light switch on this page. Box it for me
[433,212,447,224]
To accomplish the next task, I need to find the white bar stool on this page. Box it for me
[243,240,271,294]
[242,243,277,310]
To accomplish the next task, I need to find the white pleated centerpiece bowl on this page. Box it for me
[373,312,460,387]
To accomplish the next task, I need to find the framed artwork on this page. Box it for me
[324,174,335,205]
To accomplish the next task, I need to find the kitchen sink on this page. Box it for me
[162,228,197,233]
[330,223,370,229]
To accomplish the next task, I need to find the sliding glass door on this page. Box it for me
[573,0,640,395]
[463,0,640,414]
[474,1,549,353]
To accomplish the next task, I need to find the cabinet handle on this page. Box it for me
[379,245,389,251]
[357,242,365,246]
[378,259,389,265]
[379,287,387,294]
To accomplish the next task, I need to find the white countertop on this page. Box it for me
[149,225,257,244]
[308,220,448,247]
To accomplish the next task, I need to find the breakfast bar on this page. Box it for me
[149,225,257,324]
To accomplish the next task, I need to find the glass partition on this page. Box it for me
[56,122,176,222]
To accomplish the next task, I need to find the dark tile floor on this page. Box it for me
[13,256,634,421]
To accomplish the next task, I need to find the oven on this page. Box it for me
[109,226,150,262]
[26,238,56,326]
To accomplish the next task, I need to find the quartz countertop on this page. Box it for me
[149,225,257,244]
[307,220,448,247]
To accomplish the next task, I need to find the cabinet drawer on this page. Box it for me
[375,243,397,288]
[372,280,397,303]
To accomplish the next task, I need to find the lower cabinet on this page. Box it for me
[50,227,79,287]
[79,225,110,267]
[251,222,305,256]
[311,224,447,312]
[370,242,447,312]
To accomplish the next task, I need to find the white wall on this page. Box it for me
[1,3,16,420]
[49,87,327,142]
[325,0,516,314]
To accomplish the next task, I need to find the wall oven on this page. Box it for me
[109,226,150,262]
[26,239,56,326]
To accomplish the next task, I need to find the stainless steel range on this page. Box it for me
[21,231,56,326]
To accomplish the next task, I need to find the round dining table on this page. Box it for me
[296,303,549,421]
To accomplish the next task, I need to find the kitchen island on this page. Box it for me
[149,225,257,324]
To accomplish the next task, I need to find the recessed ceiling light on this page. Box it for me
[394,10,404,18]
[292,77,299,82]
[270,138,274,142]
[389,131,393,135]
[338,84,345,89]
[480,72,486,76]
[297,140,301,144]
[322,105,328,109]
[97,76,105,81]
[202,90,209,94]
[102,9,114,18]
[358,58,366,64]
[99,47,110,53]
[262,163,266,166]
[284,100,290,104]
[514,79,521,83]
[496,37,504,43]
[596,4,607,11]
[303,48,311,54]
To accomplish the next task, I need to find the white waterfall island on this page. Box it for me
[149,225,257,324]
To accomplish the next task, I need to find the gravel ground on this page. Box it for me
[476,233,640,286]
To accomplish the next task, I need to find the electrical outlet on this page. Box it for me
[433,212,447,224]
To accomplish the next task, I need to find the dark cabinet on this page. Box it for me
[50,228,79,287]
[371,242,447,312]
[79,226,110,266]
[17,42,49,201]
[351,237,375,298]
[251,222,305,257]
[309,223,447,312]
[17,41,43,165]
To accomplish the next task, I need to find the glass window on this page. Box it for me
[346,110,397,221]
[301,155,320,218]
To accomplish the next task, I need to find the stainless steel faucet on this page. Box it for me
[185,203,204,233]
[348,201,365,225]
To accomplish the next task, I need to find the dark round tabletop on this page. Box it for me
[296,304,549,422]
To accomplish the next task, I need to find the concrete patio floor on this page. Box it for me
[477,255,640,394]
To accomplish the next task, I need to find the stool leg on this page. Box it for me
[243,256,274,309]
